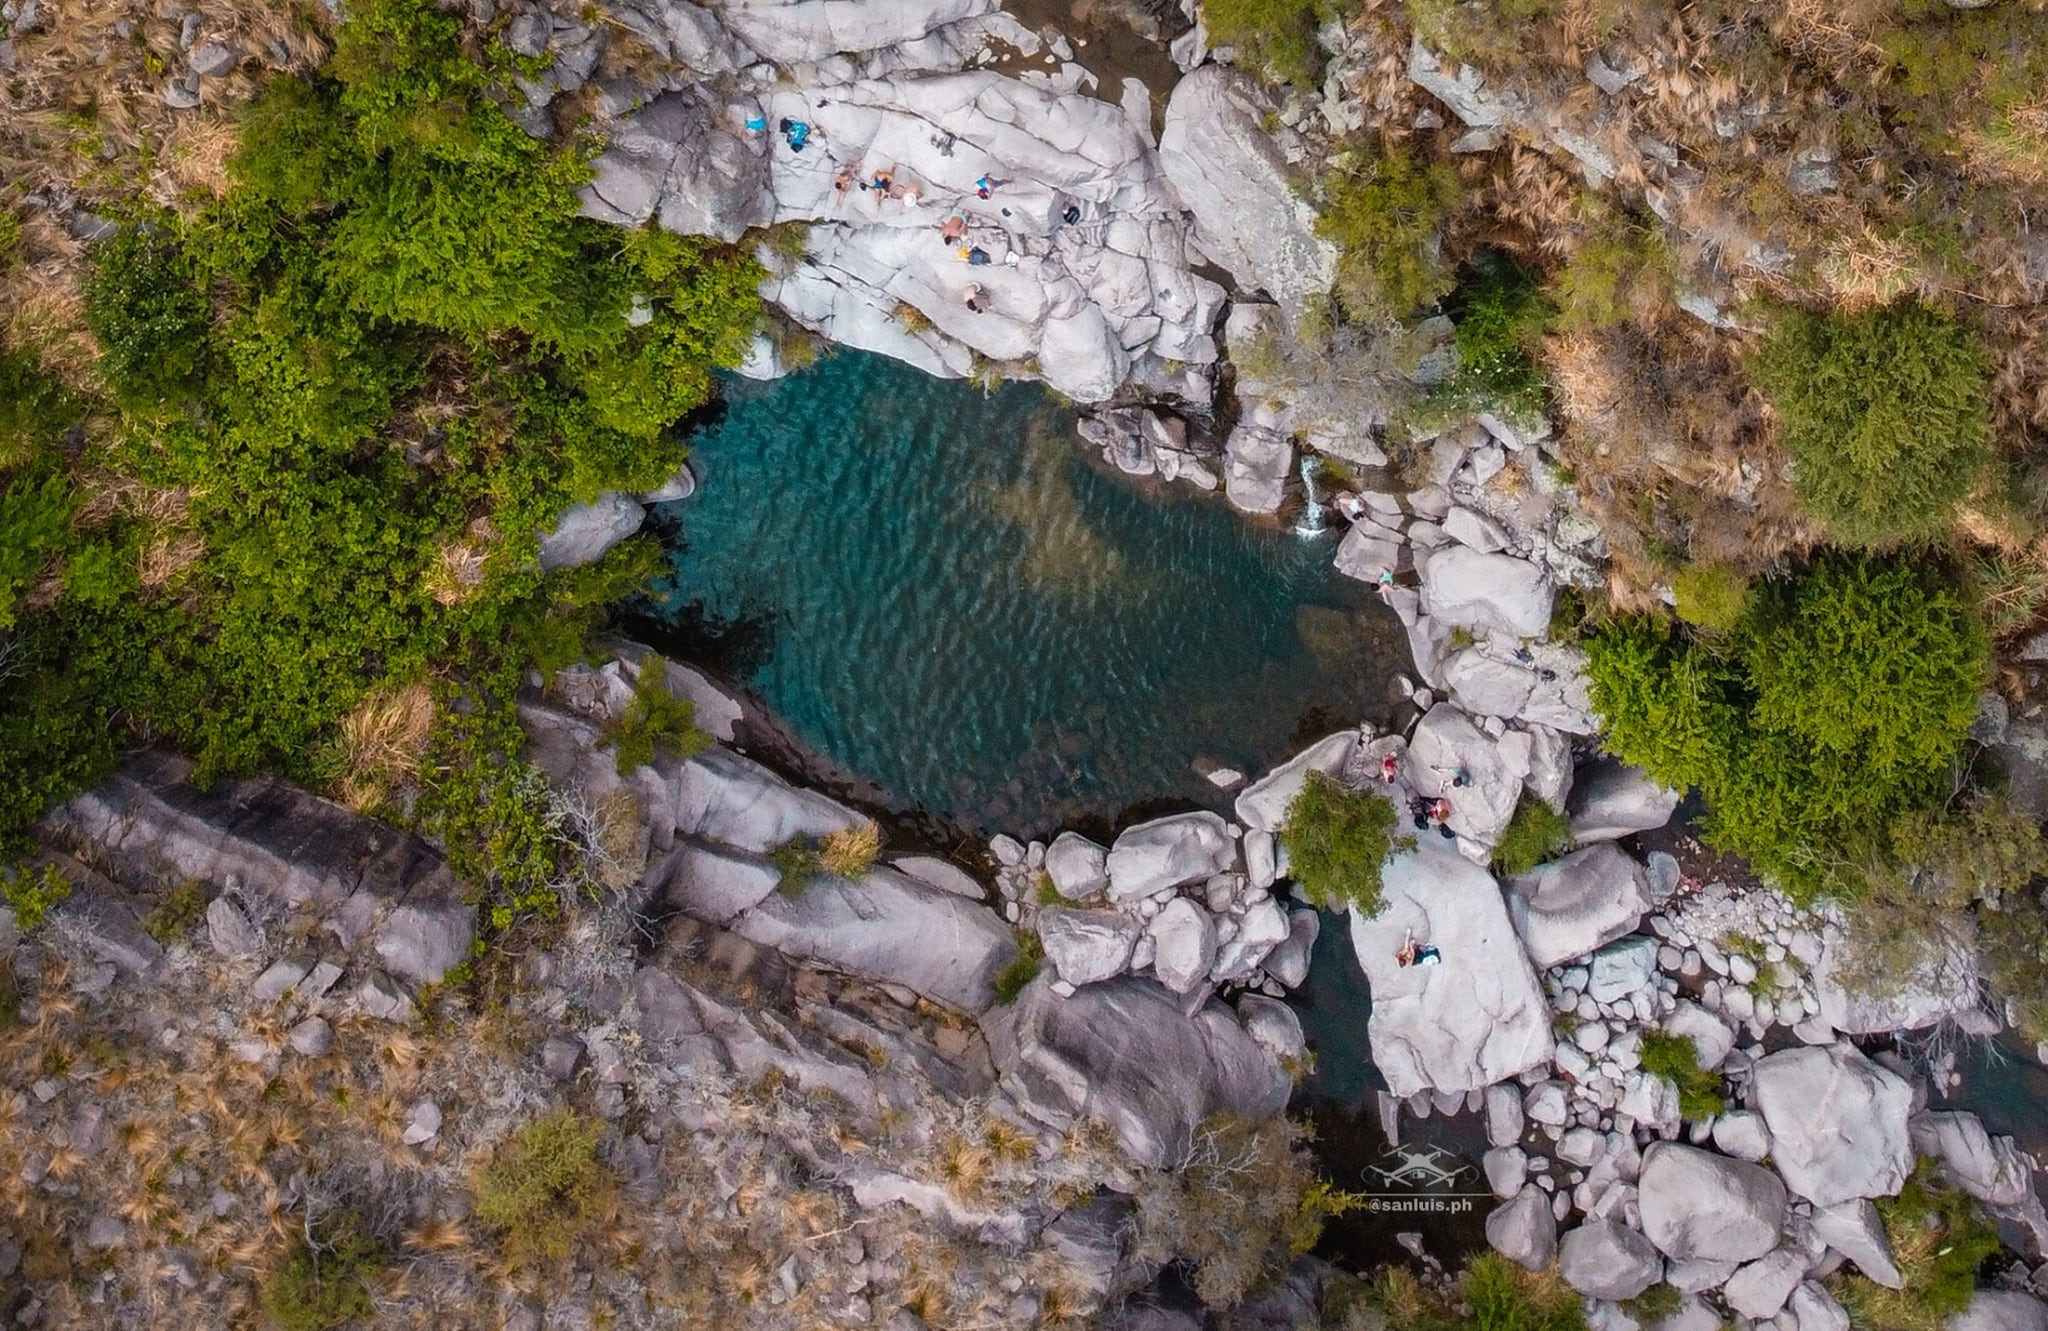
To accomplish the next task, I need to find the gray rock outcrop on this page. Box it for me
[1752,1044,1914,1207]
[727,865,1018,1014]
[1233,731,1361,834]
[539,492,647,570]
[1038,908,1140,987]
[1418,545,1554,639]
[1566,760,1680,844]
[1558,1219,1662,1301]
[1637,1142,1786,1262]
[1504,843,1650,968]
[1488,1185,1559,1270]
[1044,831,1110,900]
[985,976,1291,1168]
[1105,812,1235,901]
[1950,1290,2048,1331]
[1157,65,1336,324]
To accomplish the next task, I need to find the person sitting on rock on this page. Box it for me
[1428,797,1452,826]
[1396,932,1419,967]
[778,118,811,152]
[832,168,855,197]
[940,212,968,243]
[963,283,986,314]
[1334,492,1367,523]
[1408,793,1432,830]
[863,168,893,192]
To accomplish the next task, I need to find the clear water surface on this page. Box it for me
[640,350,1403,837]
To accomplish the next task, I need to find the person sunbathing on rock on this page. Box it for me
[975,173,1011,199]
[1396,931,1442,968]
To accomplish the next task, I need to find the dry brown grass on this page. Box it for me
[815,822,881,879]
[336,680,436,811]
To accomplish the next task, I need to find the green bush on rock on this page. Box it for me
[1585,553,1988,898]
[1491,795,1573,876]
[1638,1029,1725,1120]
[1316,141,1461,324]
[1280,770,1400,914]
[1749,300,1992,547]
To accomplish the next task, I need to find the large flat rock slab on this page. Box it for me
[1348,843,1550,1097]
[734,865,1017,1014]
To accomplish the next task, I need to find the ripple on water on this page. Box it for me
[637,350,1403,837]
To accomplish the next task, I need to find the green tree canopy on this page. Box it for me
[1750,300,1992,547]
[1585,554,1988,897]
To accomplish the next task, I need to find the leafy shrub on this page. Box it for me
[1465,1252,1589,1331]
[1749,301,1991,547]
[597,657,712,774]
[1426,255,1552,426]
[1551,205,1676,330]
[0,0,759,850]
[772,836,823,897]
[1316,142,1460,322]
[472,1109,615,1266]
[141,881,208,944]
[1281,770,1400,914]
[1638,1029,1725,1120]
[1132,1113,1359,1309]
[1585,554,1987,898]
[82,222,211,411]
[2,864,73,933]
[1492,795,1574,875]
[1838,1164,1999,1331]
[0,471,73,631]
[1672,561,1751,633]
[992,930,1043,1005]
[260,1229,387,1331]
[1202,0,1352,87]
[0,346,84,469]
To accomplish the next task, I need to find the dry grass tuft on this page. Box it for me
[336,680,435,811]
[815,822,881,879]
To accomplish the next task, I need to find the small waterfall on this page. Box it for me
[1294,454,1328,538]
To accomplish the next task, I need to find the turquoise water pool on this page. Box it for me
[637,350,1403,836]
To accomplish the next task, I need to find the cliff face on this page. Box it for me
[11,724,1142,1328]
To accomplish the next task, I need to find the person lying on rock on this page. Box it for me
[975,173,1011,199]
[1396,931,1443,968]
[1380,752,1400,784]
